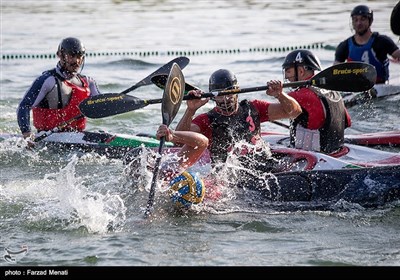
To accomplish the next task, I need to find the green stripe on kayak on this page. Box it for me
[104,135,174,148]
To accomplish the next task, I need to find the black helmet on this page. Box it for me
[209,69,238,91]
[282,49,321,71]
[351,5,373,23]
[57,37,86,56]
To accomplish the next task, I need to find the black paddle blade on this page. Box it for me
[144,63,185,218]
[120,56,190,94]
[311,62,376,92]
[151,74,199,93]
[79,93,149,118]
[161,63,185,126]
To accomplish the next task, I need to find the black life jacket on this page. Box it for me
[290,87,347,154]
[207,100,261,164]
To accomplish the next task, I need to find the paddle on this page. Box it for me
[31,57,189,143]
[151,61,376,93]
[144,62,185,218]
[79,62,376,119]
[119,56,189,94]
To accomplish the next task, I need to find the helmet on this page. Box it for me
[209,69,239,116]
[57,37,86,56]
[282,50,321,71]
[209,69,238,91]
[168,171,205,209]
[351,5,373,23]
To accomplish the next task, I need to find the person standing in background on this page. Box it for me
[334,4,400,84]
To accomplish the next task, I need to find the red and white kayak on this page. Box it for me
[155,137,400,209]
[344,130,400,146]
[261,131,400,169]
[2,129,399,171]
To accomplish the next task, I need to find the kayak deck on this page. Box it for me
[0,131,173,159]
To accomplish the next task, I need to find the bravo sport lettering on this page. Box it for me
[332,67,369,75]
[86,95,124,105]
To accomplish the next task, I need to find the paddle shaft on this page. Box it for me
[144,137,164,218]
[271,120,290,129]
[77,80,357,118]
[184,80,312,99]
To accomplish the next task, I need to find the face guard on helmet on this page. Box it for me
[56,37,86,75]
[209,69,239,116]
[281,50,321,82]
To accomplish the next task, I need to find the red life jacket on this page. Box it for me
[33,76,90,131]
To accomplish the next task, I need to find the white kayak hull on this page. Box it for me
[342,83,400,107]
[261,132,400,168]
[0,131,173,159]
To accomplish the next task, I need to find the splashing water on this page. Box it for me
[0,155,127,234]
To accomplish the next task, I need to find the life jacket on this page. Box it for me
[290,87,347,154]
[207,100,261,164]
[347,32,389,84]
[33,70,90,131]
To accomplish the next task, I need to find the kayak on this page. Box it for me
[344,130,400,146]
[123,146,400,209]
[342,83,400,108]
[0,131,173,159]
[240,165,400,210]
[261,131,400,168]
[190,143,400,209]
[7,129,393,209]
[2,129,398,169]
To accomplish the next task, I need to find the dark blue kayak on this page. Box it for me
[238,165,400,210]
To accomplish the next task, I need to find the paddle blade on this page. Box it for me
[311,62,376,92]
[151,74,199,93]
[120,56,190,94]
[79,93,149,118]
[391,1,400,36]
[144,63,185,218]
[161,63,185,126]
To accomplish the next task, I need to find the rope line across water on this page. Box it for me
[2,43,336,60]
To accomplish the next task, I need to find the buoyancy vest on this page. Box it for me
[207,100,262,164]
[33,70,90,131]
[290,87,347,154]
[347,32,389,83]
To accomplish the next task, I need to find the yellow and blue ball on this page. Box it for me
[168,171,205,209]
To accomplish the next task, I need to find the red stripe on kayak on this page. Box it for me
[345,132,400,146]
